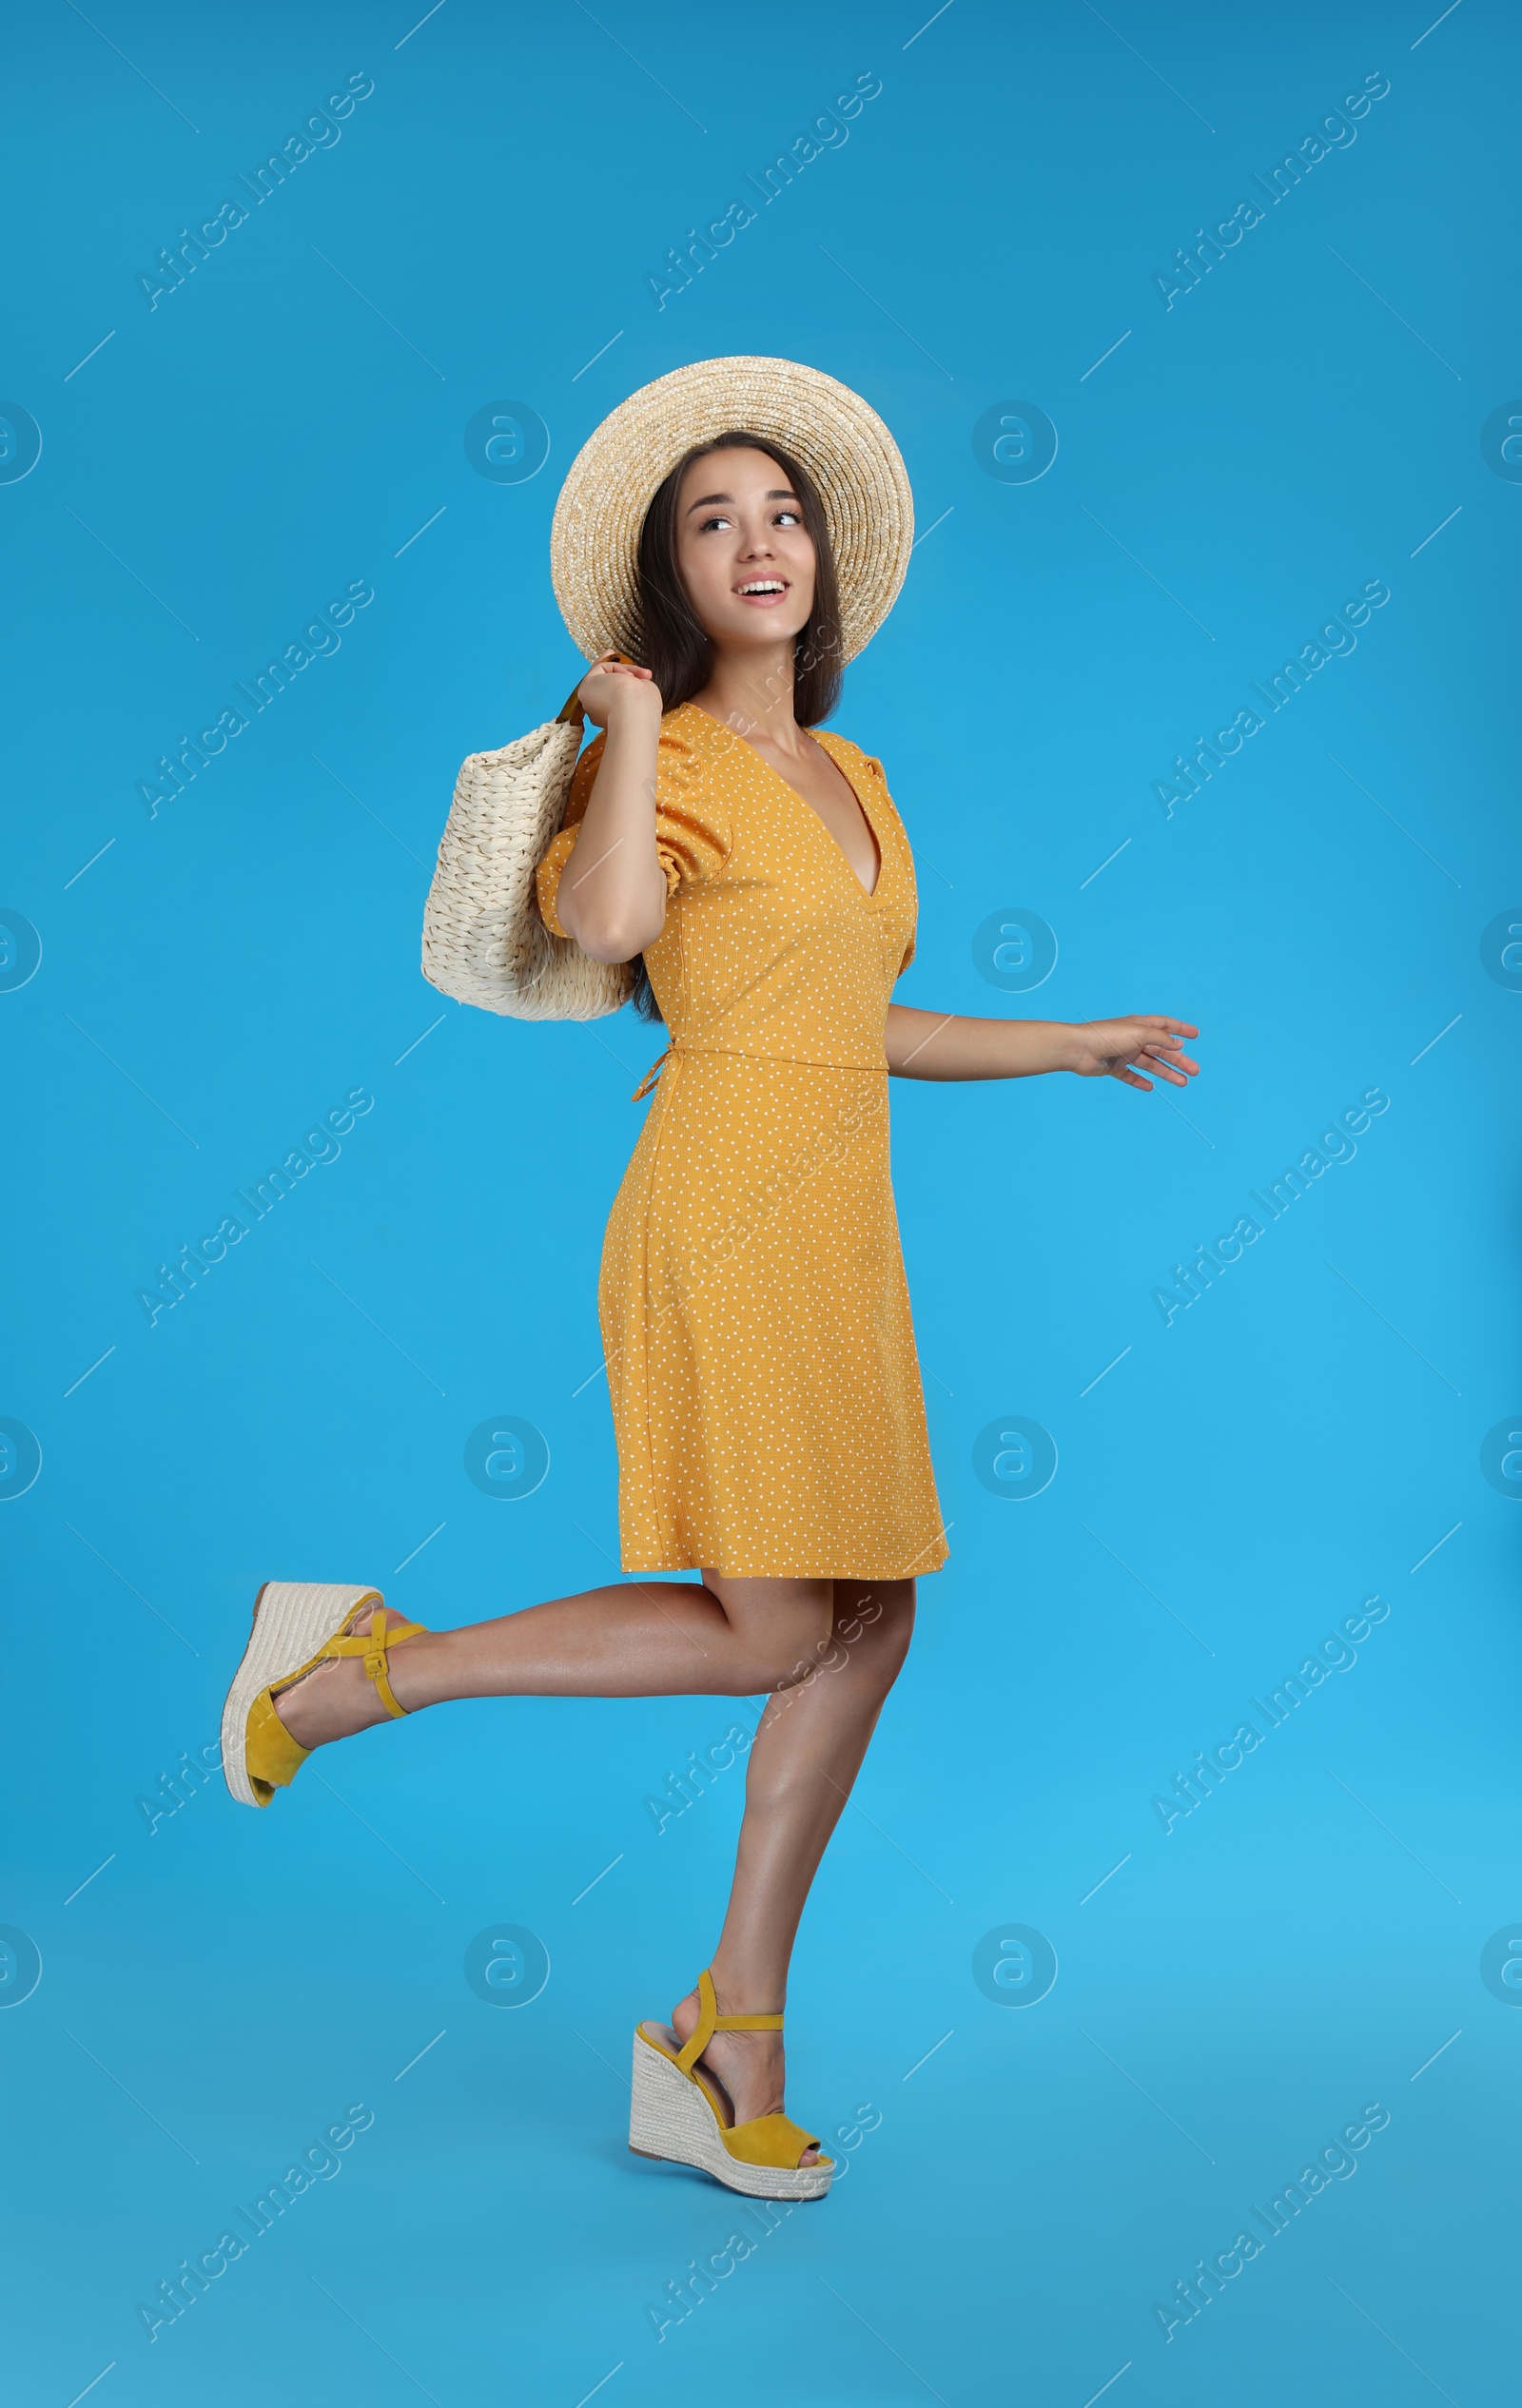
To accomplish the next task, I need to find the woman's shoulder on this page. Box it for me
[812,727,888,783]
[656,698,712,752]
[657,700,705,738]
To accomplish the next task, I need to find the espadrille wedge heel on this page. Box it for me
[629,1968,833,2201]
[220,1583,430,1808]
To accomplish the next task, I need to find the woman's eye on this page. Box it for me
[698,513,733,533]
[774,509,801,525]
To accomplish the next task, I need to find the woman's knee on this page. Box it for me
[761,1598,837,1690]
[836,1581,916,1690]
[750,1580,917,1697]
[764,1628,835,1691]
[702,1571,834,1690]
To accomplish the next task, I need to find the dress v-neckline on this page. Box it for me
[688,704,884,903]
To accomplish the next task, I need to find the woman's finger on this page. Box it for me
[1137,1050,1193,1085]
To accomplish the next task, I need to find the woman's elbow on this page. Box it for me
[564,904,665,961]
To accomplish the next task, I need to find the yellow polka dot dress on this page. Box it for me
[537,701,948,1582]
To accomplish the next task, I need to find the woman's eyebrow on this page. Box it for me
[684,488,799,514]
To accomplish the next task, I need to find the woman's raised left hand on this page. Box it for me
[1067,1016,1200,1091]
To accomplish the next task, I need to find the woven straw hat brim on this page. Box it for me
[550,356,913,668]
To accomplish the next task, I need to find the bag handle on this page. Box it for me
[555,652,639,730]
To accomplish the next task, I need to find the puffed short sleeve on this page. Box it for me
[536,719,730,941]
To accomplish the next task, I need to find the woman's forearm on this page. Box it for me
[556,691,670,961]
[886,1004,1200,1091]
[886,1007,1080,1080]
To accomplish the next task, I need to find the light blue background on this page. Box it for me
[3,3,1516,2402]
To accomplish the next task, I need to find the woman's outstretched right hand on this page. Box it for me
[577,650,664,728]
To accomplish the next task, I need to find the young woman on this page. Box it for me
[221,359,1199,2204]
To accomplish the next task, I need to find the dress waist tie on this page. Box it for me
[630,1041,677,1102]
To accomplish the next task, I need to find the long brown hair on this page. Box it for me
[622,433,845,1025]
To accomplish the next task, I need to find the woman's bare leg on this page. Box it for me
[271,1574,834,1749]
[669,1577,916,2162]
[270,1568,915,2164]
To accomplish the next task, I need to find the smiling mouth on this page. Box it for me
[735,578,790,603]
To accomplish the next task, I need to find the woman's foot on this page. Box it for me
[669,1983,820,2165]
[272,1604,423,1751]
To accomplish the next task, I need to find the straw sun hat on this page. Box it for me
[549,356,914,668]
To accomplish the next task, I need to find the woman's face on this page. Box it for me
[672,446,816,651]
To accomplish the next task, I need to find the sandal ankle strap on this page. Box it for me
[324,1600,428,1719]
[674,1967,784,2074]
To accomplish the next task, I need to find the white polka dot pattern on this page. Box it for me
[536,702,948,1580]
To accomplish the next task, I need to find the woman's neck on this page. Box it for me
[691,642,808,754]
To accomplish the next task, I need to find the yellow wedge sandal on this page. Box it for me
[220,1582,429,1808]
[630,1968,834,2201]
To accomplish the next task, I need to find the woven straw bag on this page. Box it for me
[420,682,635,1021]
